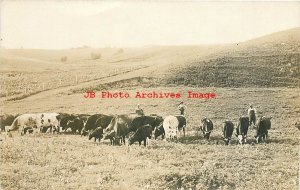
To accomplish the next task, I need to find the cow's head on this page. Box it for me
[128,136,135,145]
[154,116,163,126]
[81,129,88,136]
[102,130,115,142]
[88,132,93,140]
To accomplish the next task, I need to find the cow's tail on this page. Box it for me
[8,116,20,131]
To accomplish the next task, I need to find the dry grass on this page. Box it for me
[0,133,298,190]
[1,87,299,190]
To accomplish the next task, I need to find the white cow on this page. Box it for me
[8,113,59,134]
[163,115,179,140]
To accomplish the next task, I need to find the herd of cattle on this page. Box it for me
[0,112,276,146]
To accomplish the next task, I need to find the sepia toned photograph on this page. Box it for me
[0,1,299,189]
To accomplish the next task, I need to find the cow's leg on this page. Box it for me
[183,127,186,137]
[64,126,69,133]
[255,136,259,144]
[52,126,55,133]
[237,135,243,145]
[21,126,26,135]
[110,138,115,145]
[262,135,265,143]
[139,141,141,146]
[143,139,146,147]
[224,138,228,145]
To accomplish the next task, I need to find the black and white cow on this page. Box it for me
[200,118,213,140]
[236,116,250,144]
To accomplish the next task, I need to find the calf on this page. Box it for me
[102,130,116,145]
[200,118,213,140]
[223,120,234,145]
[255,117,272,143]
[128,124,152,146]
[236,116,250,144]
[88,127,104,142]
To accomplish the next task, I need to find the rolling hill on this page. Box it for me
[0,27,299,102]
[166,27,300,87]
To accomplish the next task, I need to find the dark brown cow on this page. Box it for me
[102,114,136,145]
[130,115,163,132]
[0,114,17,132]
[81,114,113,136]
[223,120,234,145]
[255,116,272,143]
[128,124,152,146]
[88,127,104,142]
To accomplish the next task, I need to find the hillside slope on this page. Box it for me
[167,27,300,87]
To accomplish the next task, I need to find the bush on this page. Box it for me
[91,52,101,60]
[61,56,68,62]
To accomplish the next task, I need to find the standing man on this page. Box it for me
[178,101,187,116]
[248,104,257,127]
[136,104,144,116]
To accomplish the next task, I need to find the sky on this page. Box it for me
[0,1,300,49]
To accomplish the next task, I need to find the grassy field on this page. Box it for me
[1,87,299,190]
[0,133,298,190]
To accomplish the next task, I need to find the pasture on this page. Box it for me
[1,86,299,190]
